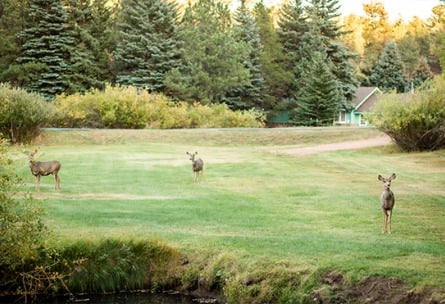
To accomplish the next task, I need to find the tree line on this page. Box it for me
[0,0,443,125]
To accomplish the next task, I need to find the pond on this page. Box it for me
[1,292,211,304]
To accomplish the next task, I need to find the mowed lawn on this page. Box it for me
[15,128,445,290]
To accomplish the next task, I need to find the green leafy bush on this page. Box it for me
[53,85,265,129]
[54,85,150,128]
[368,77,445,151]
[0,83,53,143]
[0,138,49,288]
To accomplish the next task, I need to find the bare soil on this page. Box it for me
[312,271,443,304]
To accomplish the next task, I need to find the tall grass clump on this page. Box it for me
[59,239,183,294]
[0,83,53,143]
[368,76,445,151]
[53,85,264,129]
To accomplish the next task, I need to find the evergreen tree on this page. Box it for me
[114,0,183,91]
[277,0,308,70]
[411,57,433,89]
[293,31,341,126]
[370,41,407,93]
[253,1,292,111]
[0,0,25,80]
[65,0,116,93]
[164,0,249,105]
[328,42,359,102]
[227,0,265,110]
[307,0,359,102]
[15,0,73,99]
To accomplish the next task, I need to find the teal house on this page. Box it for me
[338,87,382,126]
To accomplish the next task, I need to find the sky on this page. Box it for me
[338,0,440,21]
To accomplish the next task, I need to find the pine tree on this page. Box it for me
[227,0,265,110]
[253,1,292,111]
[0,0,24,78]
[293,31,341,126]
[114,0,183,91]
[411,57,433,89]
[164,0,249,105]
[65,0,116,93]
[16,0,73,99]
[277,0,308,69]
[370,41,407,93]
[307,0,359,102]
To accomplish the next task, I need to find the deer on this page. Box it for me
[378,173,396,234]
[28,150,61,192]
[186,152,204,183]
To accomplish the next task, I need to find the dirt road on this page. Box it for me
[281,135,392,156]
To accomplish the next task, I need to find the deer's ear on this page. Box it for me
[378,174,383,181]
[391,173,396,180]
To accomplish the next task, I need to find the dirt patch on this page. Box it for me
[281,136,392,156]
[312,271,441,304]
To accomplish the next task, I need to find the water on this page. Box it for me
[1,293,202,304]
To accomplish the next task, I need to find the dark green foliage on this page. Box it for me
[0,0,25,81]
[164,0,249,105]
[278,0,357,125]
[292,32,342,126]
[114,0,183,91]
[369,41,408,93]
[0,84,53,143]
[277,0,307,67]
[65,0,117,93]
[16,0,73,99]
[253,1,292,111]
[368,77,445,151]
[226,0,266,110]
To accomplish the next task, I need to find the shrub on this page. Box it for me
[54,85,150,128]
[0,84,53,143]
[53,85,265,129]
[0,138,49,291]
[368,77,445,151]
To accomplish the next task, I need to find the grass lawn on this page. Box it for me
[14,127,445,293]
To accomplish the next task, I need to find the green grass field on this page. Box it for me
[15,127,445,294]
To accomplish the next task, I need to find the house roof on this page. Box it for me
[352,87,382,112]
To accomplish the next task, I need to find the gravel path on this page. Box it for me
[281,135,392,156]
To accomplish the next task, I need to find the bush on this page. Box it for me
[368,77,445,151]
[0,138,49,291]
[54,85,150,128]
[0,84,53,143]
[53,85,265,129]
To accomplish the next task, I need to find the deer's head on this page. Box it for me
[186,152,198,162]
[378,173,396,190]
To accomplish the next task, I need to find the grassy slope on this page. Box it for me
[15,127,445,291]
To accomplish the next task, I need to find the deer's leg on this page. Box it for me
[387,210,392,234]
[35,175,40,192]
[54,173,60,190]
[382,209,387,233]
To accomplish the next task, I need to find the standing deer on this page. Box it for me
[186,152,204,183]
[28,150,61,192]
[378,173,396,234]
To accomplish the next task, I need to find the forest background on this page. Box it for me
[0,0,444,126]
